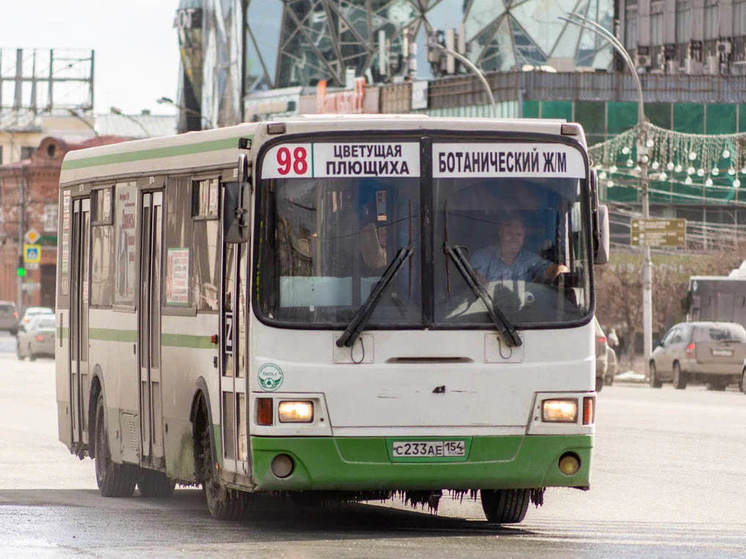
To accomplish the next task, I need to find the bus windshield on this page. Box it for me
[255,139,591,329]
[434,176,591,326]
[255,175,422,327]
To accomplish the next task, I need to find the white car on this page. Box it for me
[18,306,54,330]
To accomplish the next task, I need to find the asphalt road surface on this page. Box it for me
[1,330,746,558]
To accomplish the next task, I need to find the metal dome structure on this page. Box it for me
[246,0,613,88]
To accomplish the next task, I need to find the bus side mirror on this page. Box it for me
[223,180,250,243]
[593,204,609,265]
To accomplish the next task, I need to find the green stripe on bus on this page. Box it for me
[89,328,138,342]
[161,333,216,349]
[62,137,244,170]
[62,327,214,349]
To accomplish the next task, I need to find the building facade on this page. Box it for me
[619,0,746,75]
[0,136,125,310]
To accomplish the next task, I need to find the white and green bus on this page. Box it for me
[56,115,608,522]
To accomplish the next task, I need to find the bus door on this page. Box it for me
[220,182,250,476]
[138,191,165,466]
[69,197,90,454]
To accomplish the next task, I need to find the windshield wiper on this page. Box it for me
[336,246,414,348]
[444,244,522,347]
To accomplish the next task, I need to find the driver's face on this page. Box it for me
[498,219,525,257]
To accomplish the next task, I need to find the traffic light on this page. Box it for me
[17,255,26,278]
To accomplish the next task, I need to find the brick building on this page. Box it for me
[0,135,126,311]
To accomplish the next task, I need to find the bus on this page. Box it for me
[56,115,609,522]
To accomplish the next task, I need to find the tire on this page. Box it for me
[481,489,531,524]
[16,342,25,361]
[94,393,137,497]
[649,361,662,388]
[673,362,687,390]
[741,370,746,395]
[606,373,614,386]
[197,406,248,520]
[138,469,175,498]
[595,376,603,392]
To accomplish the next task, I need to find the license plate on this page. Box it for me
[712,349,734,357]
[391,440,466,458]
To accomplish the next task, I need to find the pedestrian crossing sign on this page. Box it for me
[24,244,41,264]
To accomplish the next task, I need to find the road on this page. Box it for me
[1,330,746,557]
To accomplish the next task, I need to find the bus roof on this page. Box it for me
[59,115,584,187]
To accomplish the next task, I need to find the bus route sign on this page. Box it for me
[630,218,686,247]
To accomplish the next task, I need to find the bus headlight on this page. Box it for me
[542,399,578,423]
[278,401,314,423]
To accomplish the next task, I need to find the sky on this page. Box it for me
[0,0,180,115]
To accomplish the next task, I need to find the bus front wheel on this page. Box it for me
[481,489,530,524]
[94,393,136,497]
[197,408,248,520]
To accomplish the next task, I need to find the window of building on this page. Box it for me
[735,1,746,36]
[0,145,3,165]
[651,11,664,46]
[20,146,34,160]
[625,8,638,48]
[704,2,719,40]
[676,1,691,44]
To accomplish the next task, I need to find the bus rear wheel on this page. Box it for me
[137,469,175,498]
[94,393,136,497]
[480,489,530,524]
[197,409,248,520]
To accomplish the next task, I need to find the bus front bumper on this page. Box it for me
[249,434,591,492]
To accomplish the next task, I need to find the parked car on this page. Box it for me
[18,306,54,331]
[16,315,56,361]
[0,301,18,334]
[594,317,608,392]
[649,321,746,390]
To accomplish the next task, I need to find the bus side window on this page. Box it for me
[164,176,194,308]
[114,182,138,306]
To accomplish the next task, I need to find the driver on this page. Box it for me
[470,215,568,283]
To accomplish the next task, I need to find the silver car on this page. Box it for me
[16,315,56,361]
[649,321,746,390]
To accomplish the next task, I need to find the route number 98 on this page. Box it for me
[277,146,308,176]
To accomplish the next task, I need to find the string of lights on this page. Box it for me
[589,123,746,192]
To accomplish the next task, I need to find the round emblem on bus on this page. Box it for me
[258,363,284,391]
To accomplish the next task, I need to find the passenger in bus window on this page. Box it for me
[470,214,568,283]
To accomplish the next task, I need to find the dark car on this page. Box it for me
[649,321,746,390]
[0,301,18,334]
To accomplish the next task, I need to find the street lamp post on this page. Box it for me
[66,108,99,137]
[110,106,151,138]
[427,40,498,117]
[157,96,214,129]
[560,13,654,374]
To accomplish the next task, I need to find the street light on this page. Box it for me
[110,106,151,138]
[156,96,214,129]
[560,12,654,374]
[426,40,498,117]
[66,108,99,137]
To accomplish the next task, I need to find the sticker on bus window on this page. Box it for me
[261,142,421,179]
[432,143,585,179]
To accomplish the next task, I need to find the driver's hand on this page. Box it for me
[543,263,570,282]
